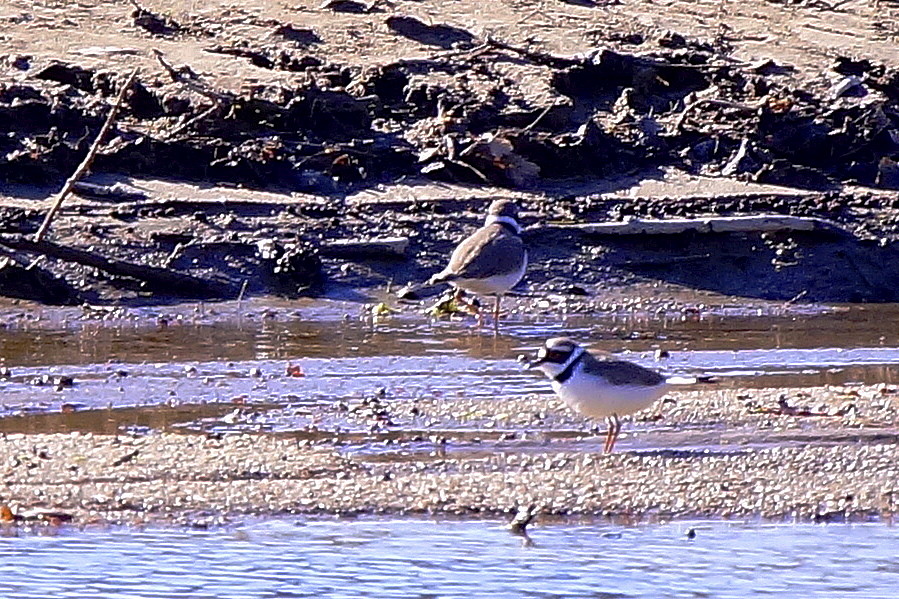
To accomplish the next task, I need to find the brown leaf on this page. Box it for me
[0,504,16,522]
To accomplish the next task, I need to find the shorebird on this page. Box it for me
[428,199,527,327]
[523,337,696,453]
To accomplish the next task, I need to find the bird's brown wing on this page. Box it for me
[436,225,526,281]
[581,353,667,387]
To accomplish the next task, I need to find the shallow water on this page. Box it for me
[5,299,899,366]
[2,300,899,596]
[3,300,899,431]
[0,299,895,448]
[0,519,895,599]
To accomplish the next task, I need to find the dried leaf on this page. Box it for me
[0,505,15,522]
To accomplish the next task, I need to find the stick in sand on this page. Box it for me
[33,68,139,243]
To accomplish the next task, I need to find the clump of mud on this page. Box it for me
[3,33,898,192]
[2,25,899,306]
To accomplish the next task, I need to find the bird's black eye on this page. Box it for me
[545,349,570,364]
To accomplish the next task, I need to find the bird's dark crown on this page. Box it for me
[534,337,580,365]
[487,199,519,220]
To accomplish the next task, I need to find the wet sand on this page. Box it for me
[2,299,899,527]
[3,0,899,535]
[3,383,898,526]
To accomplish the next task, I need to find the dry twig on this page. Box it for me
[34,68,139,243]
[152,49,233,139]
[151,49,230,101]
[2,237,232,298]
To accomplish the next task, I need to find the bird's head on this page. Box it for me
[484,199,521,233]
[519,337,584,378]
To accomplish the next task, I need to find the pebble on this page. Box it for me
[0,384,897,526]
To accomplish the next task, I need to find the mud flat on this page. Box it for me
[2,1,899,529]
[2,383,899,526]
[2,300,899,526]
[1,1,899,304]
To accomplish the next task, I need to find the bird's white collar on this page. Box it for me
[539,345,586,381]
[485,214,521,233]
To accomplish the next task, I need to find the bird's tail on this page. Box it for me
[394,272,456,301]
[427,271,457,286]
[666,375,717,386]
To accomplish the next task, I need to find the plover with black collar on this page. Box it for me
[428,199,527,327]
[523,337,699,453]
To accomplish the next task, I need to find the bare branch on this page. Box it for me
[34,68,139,243]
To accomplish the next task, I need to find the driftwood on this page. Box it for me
[72,181,148,202]
[0,237,232,298]
[320,236,409,259]
[483,38,580,69]
[34,68,139,243]
[533,214,847,236]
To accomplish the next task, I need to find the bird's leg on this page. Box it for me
[606,414,622,453]
[453,287,468,308]
[603,417,614,453]
[492,295,502,331]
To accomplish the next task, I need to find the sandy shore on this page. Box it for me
[3,1,899,306]
[3,384,898,527]
[3,0,899,534]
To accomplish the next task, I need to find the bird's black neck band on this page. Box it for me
[496,220,518,234]
[553,351,584,384]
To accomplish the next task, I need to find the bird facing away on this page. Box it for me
[428,199,527,327]
[524,337,673,453]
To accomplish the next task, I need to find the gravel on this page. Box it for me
[2,384,898,527]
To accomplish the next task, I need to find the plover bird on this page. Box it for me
[524,337,696,453]
[428,199,527,327]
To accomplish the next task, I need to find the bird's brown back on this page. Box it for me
[438,224,526,281]
[579,351,666,387]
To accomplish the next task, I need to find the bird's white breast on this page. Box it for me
[552,363,669,419]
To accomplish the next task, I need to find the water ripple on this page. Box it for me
[0,520,896,598]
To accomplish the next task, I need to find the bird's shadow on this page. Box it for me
[386,16,475,49]
[626,448,750,459]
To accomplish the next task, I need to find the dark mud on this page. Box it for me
[5,34,899,192]
[2,13,899,305]
[4,178,899,305]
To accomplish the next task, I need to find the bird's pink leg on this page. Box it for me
[603,417,614,453]
[605,414,622,453]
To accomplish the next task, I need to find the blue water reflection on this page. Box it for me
[0,519,895,598]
